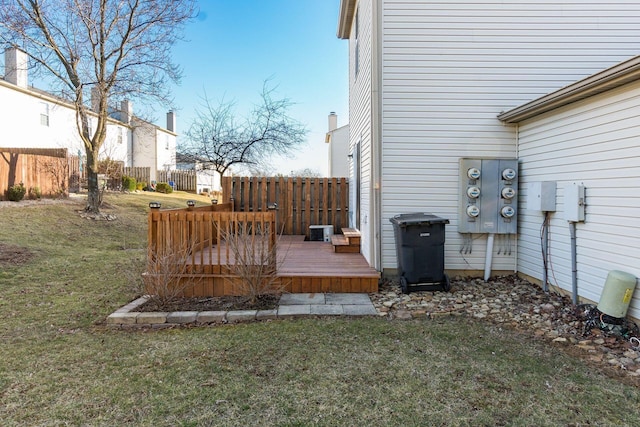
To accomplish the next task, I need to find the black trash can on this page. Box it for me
[389,213,450,294]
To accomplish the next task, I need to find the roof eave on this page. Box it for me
[337,0,356,39]
[498,55,640,124]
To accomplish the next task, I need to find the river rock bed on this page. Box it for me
[371,274,640,383]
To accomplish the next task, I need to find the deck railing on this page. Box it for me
[147,205,276,276]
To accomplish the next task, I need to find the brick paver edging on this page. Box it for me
[106,296,282,329]
[106,295,378,328]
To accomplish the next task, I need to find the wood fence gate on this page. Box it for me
[222,176,349,238]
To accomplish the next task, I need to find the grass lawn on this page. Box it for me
[1,192,639,426]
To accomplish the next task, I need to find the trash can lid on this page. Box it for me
[389,212,450,226]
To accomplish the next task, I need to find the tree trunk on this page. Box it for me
[85,150,101,213]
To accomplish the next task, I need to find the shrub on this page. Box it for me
[155,182,173,194]
[143,241,199,308]
[122,175,136,192]
[222,221,286,305]
[28,187,42,200]
[7,183,27,202]
[136,182,146,191]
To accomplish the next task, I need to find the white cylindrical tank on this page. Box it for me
[597,270,637,318]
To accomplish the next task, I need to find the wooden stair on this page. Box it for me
[331,228,361,253]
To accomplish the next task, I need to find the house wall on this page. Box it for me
[328,125,350,177]
[131,120,176,182]
[347,0,375,264]
[517,80,640,320]
[0,81,129,163]
[372,0,640,274]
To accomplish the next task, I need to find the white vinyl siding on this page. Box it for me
[517,81,640,320]
[348,0,375,264]
[378,0,640,272]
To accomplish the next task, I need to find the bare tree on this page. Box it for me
[0,0,196,213]
[180,82,308,182]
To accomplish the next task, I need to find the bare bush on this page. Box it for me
[143,240,200,308]
[221,220,286,305]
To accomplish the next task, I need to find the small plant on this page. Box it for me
[221,219,285,305]
[122,175,136,192]
[155,182,173,194]
[136,182,146,191]
[7,182,27,202]
[143,240,199,308]
[28,186,42,200]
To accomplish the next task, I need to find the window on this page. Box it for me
[165,135,170,150]
[117,127,123,144]
[354,7,359,77]
[40,102,49,126]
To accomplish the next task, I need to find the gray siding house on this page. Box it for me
[337,0,640,318]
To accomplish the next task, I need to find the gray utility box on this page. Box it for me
[389,213,450,294]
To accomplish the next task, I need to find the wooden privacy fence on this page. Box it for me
[157,170,197,192]
[222,176,349,238]
[124,167,150,185]
[0,148,71,199]
[146,205,276,296]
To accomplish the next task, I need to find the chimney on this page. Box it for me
[4,47,28,88]
[120,100,133,124]
[328,112,338,132]
[167,110,176,132]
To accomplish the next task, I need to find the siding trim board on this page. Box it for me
[498,55,640,123]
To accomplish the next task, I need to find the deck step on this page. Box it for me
[331,235,349,246]
[331,231,361,253]
[341,228,361,246]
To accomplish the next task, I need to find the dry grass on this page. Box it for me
[0,192,639,426]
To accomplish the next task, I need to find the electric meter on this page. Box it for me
[502,168,516,181]
[467,167,481,180]
[501,187,516,199]
[466,205,480,217]
[500,206,515,218]
[467,186,481,198]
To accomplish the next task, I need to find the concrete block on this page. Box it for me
[166,311,198,324]
[106,312,138,324]
[277,304,311,317]
[136,312,167,324]
[310,304,344,316]
[114,296,151,313]
[256,309,278,320]
[226,310,257,322]
[279,293,325,305]
[197,311,227,323]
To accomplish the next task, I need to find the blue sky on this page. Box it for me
[168,0,349,176]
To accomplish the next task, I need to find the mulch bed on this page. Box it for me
[137,294,280,312]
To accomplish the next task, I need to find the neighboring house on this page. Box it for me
[0,47,176,182]
[175,152,222,195]
[325,112,350,178]
[337,1,640,318]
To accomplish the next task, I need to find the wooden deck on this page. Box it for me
[276,236,380,293]
[175,235,380,297]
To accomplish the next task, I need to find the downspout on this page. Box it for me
[371,0,383,272]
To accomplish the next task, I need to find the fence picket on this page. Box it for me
[221,176,349,239]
